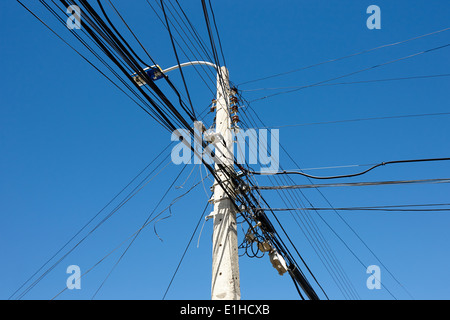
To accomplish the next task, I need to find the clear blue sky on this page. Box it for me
[1,0,449,300]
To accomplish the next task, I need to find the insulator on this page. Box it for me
[232,115,239,123]
[230,96,238,104]
[230,105,238,114]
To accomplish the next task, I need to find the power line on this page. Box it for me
[249,43,450,103]
[236,111,359,299]
[148,0,218,93]
[206,0,227,68]
[253,178,450,190]
[17,0,171,131]
[245,158,450,180]
[19,0,327,301]
[235,100,349,299]
[241,73,450,92]
[51,169,206,300]
[253,112,450,130]
[159,0,197,120]
[162,201,211,299]
[237,95,409,299]
[14,154,173,299]
[91,164,210,299]
[90,163,188,299]
[238,27,450,86]
[8,142,172,300]
[258,204,450,213]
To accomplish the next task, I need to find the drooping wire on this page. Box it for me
[254,178,450,190]
[245,157,450,180]
[239,102,356,300]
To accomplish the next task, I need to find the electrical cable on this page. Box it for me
[238,27,450,86]
[237,109,358,299]
[162,201,211,299]
[14,153,173,299]
[207,0,227,68]
[146,0,218,96]
[160,0,197,120]
[242,73,450,93]
[18,0,170,131]
[91,163,194,299]
[254,178,450,189]
[20,0,333,300]
[8,141,171,300]
[254,111,450,130]
[258,205,450,213]
[245,158,450,180]
[250,43,450,103]
[51,168,204,300]
[236,91,404,299]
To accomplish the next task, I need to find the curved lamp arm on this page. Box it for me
[161,61,218,73]
[133,60,219,86]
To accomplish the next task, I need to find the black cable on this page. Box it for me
[253,178,450,189]
[172,0,216,67]
[70,0,195,133]
[236,92,401,299]
[278,145,406,299]
[21,0,329,300]
[245,158,450,180]
[236,111,353,299]
[97,0,155,67]
[207,0,227,68]
[200,0,228,100]
[68,0,185,132]
[146,0,217,97]
[160,0,197,121]
[259,206,450,212]
[19,0,170,131]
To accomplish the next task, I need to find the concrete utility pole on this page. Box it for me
[210,66,240,300]
[132,62,240,300]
